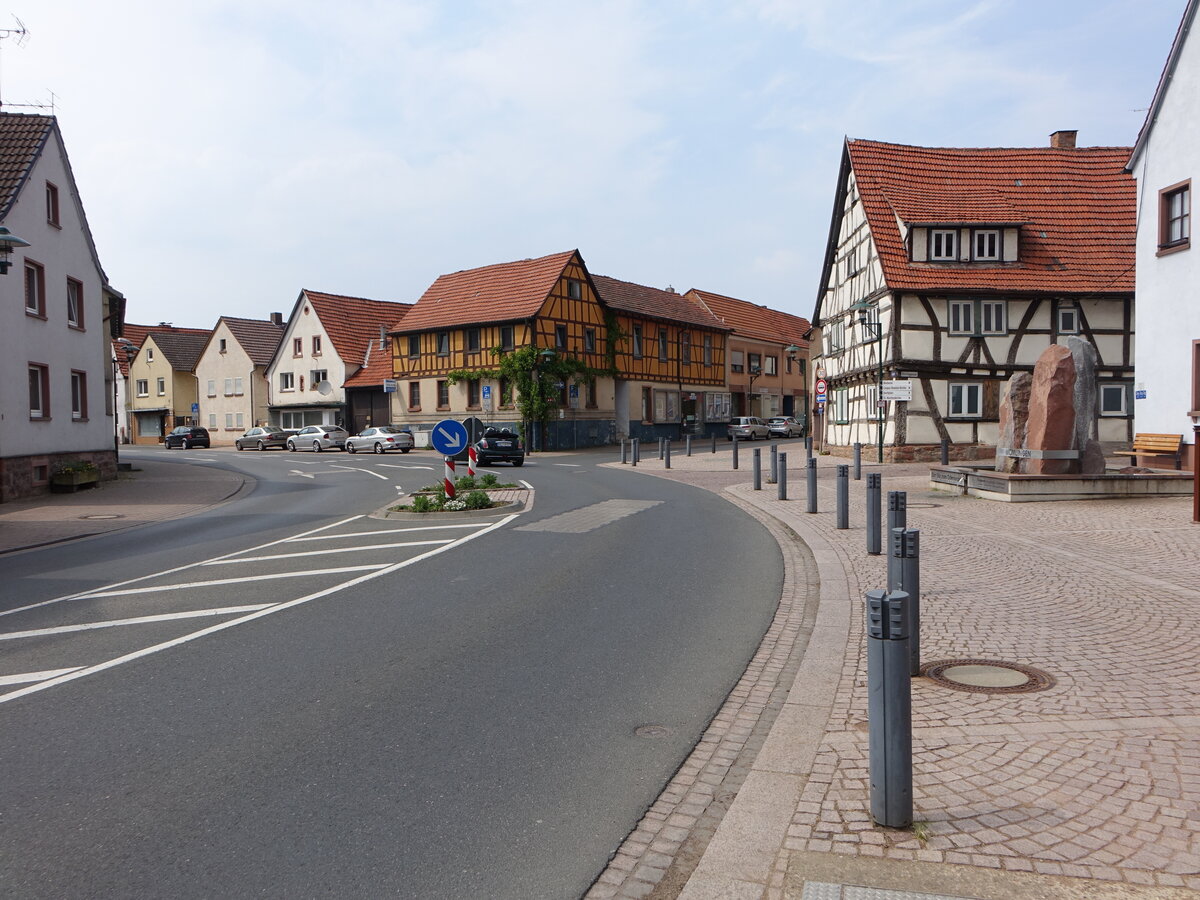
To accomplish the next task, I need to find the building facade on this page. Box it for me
[194,315,286,444]
[128,331,209,444]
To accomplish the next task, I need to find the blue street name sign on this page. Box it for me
[431,418,469,456]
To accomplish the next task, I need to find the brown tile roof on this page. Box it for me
[395,250,578,333]
[0,113,54,220]
[302,290,412,368]
[845,139,1135,295]
[342,341,393,388]
[592,275,730,331]
[114,323,210,377]
[686,289,810,348]
[147,331,211,372]
[220,316,286,366]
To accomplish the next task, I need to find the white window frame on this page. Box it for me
[832,387,849,424]
[930,229,958,261]
[225,413,234,428]
[136,379,149,397]
[979,301,1006,335]
[1100,384,1128,416]
[764,355,777,375]
[1057,305,1080,335]
[67,279,83,328]
[234,377,244,395]
[948,382,983,418]
[310,369,328,388]
[949,300,974,336]
[156,377,166,396]
[949,299,1006,336]
[207,379,216,397]
[208,413,217,428]
[29,364,48,418]
[236,412,244,428]
[224,378,234,396]
[279,371,295,392]
[972,230,1000,261]
[71,370,86,419]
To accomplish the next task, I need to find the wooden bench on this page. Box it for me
[1128,433,1184,469]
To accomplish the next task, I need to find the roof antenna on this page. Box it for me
[0,16,30,111]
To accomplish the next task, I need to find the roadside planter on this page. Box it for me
[50,462,99,493]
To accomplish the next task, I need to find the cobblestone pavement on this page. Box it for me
[590,445,1199,900]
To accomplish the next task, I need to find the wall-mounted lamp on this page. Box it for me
[0,226,31,274]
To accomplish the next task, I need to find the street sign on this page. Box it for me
[880,379,912,402]
[815,378,828,395]
[482,385,492,400]
[430,418,468,456]
[191,403,199,415]
[1135,390,1147,400]
[569,383,579,409]
[383,379,397,393]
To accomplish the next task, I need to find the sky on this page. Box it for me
[0,0,1188,328]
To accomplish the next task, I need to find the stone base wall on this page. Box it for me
[0,449,117,503]
[820,443,997,464]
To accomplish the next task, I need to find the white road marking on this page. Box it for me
[0,667,83,686]
[289,469,315,479]
[379,464,434,470]
[0,514,519,704]
[554,463,581,467]
[520,479,534,489]
[0,605,273,641]
[0,515,367,618]
[182,456,216,462]
[287,523,485,541]
[328,465,388,480]
[75,566,388,599]
[203,540,452,564]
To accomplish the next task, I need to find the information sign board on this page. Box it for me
[880,379,912,402]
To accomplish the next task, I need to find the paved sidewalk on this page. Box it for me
[0,459,250,556]
[591,444,1199,900]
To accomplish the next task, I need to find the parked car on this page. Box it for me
[767,416,804,438]
[164,425,210,449]
[235,426,290,451]
[726,416,769,441]
[287,425,349,452]
[346,426,414,454]
[474,427,524,466]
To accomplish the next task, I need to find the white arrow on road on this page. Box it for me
[436,425,463,450]
[289,469,315,479]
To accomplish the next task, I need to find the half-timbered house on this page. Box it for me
[588,277,731,440]
[390,250,615,448]
[812,134,1135,461]
[685,289,811,428]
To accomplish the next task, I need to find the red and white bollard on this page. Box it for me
[468,445,477,478]
[444,456,456,498]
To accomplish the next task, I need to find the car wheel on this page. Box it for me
[313,441,322,452]
[349,443,359,454]
[236,441,244,451]
[288,441,296,452]
[258,441,266,451]
[400,448,410,453]
[182,439,190,449]
[371,442,383,454]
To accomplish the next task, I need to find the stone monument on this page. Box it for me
[996,337,1105,475]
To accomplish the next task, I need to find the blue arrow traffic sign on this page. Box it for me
[430,418,469,456]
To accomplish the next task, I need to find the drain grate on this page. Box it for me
[634,724,671,738]
[920,658,1054,694]
[79,514,123,520]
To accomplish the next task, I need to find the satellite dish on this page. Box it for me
[317,380,333,396]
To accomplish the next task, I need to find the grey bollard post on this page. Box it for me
[711,433,717,454]
[887,490,907,536]
[632,438,639,466]
[866,473,882,555]
[658,438,665,460]
[665,440,672,469]
[777,452,787,500]
[732,436,739,470]
[805,435,813,458]
[753,448,761,490]
[620,440,628,465]
[686,435,693,457]
[836,465,849,529]
[768,443,778,484]
[888,529,921,676]
[806,457,818,513]
[853,442,862,480]
[866,588,913,828]
[940,438,949,466]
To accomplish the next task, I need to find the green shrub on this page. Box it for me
[455,474,477,492]
[463,490,492,510]
[410,494,440,513]
[478,473,500,488]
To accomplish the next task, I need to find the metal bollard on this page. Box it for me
[686,435,693,457]
[866,588,913,828]
[621,440,628,465]
[887,491,907,536]
[632,438,639,467]
[866,473,882,555]
[659,438,665,460]
[888,529,921,676]
[853,442,862,480]
[805,435,813,458]
[711,433,718,454]
[768,443,778,484]
[940,438,949,466]
[753,448,761,490]
[777,452,787,500]
[806,457,818,513]
[732,435,739,470]
[665,440,672,469]
[836,465,849,529]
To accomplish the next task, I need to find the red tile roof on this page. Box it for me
[845,139,1135,295]
[342,341,393,388]
[395,250,579,333]
[0,113,53,219]
[592,275,730,331]
[686,289,809,347]
[302,290,412,368]
[113,323,210,377]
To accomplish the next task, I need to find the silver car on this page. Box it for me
[287,425,349,452]
[345,426,415,454]
[767,416,804,438]
[235,426,290,451]
[726,416,770,440]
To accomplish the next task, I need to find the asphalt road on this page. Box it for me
[0,446,782,898]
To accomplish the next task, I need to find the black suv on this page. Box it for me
[474,427,524,466]
[164,425,210,449]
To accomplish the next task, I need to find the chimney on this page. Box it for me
[665,285,676,294]
[379,324,387,349]
[270,312,283,326]
[1049,130,1077,149]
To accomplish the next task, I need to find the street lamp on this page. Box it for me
[0,226,30,274]
[850,299,884,463]
[785,344,805,435]
[747,366,762,417]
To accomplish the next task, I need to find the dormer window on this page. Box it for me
[930,229,958,260]
[972,229,1000,261]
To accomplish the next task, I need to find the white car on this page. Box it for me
[287,425,349,452]
[345,426,415,454]
[726,416,770,440]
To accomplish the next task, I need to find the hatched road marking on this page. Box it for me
[516,499,661,534]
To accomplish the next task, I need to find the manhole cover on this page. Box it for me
[906,502,942,508]
[921,659,1054,694]
[79,514,123,520]
[634,724,671,738]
